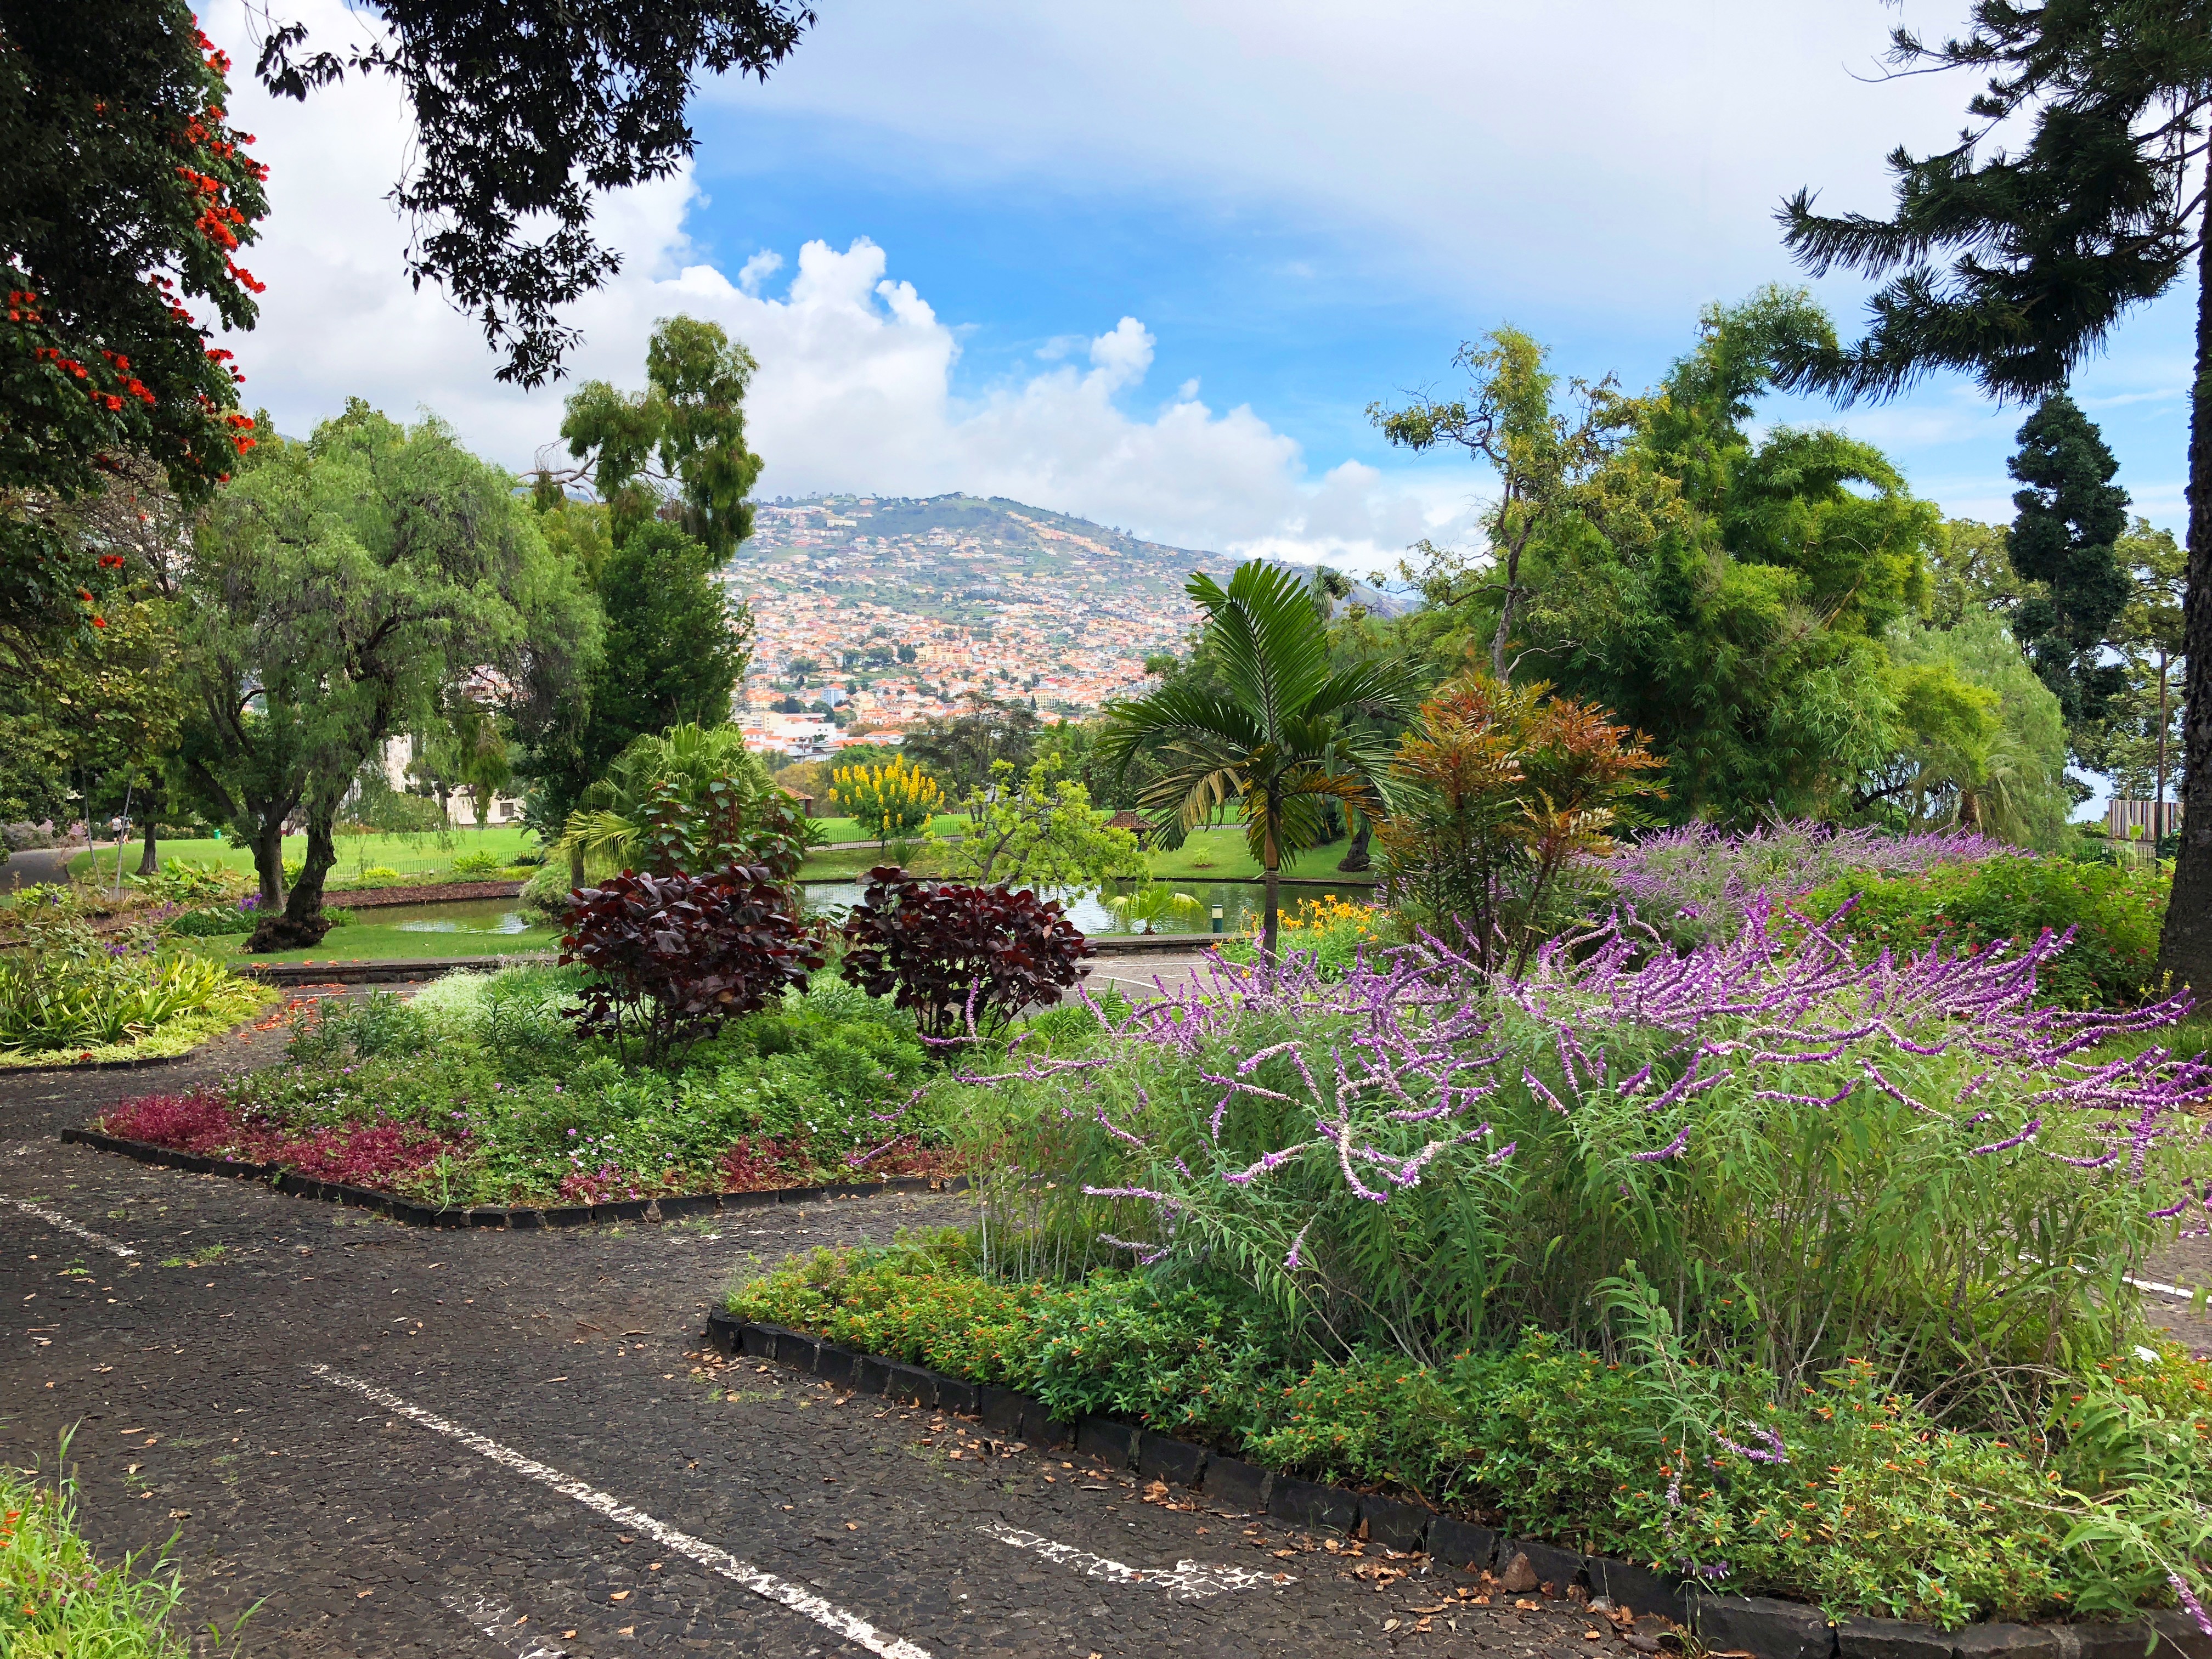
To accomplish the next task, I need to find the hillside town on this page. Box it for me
[727,493,1238,753]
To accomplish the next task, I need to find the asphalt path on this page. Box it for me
[0,1002,1609,1659]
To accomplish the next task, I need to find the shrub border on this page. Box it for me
[702,1312,2207,1659]
[58,1128,969,1229]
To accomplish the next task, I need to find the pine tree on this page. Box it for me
[2007,394,2130,744]
[1775,3,2212,985]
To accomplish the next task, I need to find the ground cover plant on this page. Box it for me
[736,909,2212,1628]
[99,966,947,1206]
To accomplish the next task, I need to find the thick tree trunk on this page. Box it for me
[1262,857,1280,962]
[569,842,587,888]
[249,813,286,912]
[2159,196,2212,989]
[248,806,336,952]
[137,814,159,878]
[1336,820,1373,872]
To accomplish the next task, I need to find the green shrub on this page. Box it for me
[354,865,404,885]
[168,903,256,937]
[1799,856,2169,1007]
[520,862,573,923]
[450,849,501,876]
[127,857,242,906]
[732,1253,2212,1628]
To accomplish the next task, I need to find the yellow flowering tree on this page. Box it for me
[831,757,944,846]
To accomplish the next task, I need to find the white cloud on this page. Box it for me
[203,0,1453,562]
[736,250,785,294]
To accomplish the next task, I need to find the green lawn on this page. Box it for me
[183,921,561,965]
[70,825,543,887]
[810,813,971,844]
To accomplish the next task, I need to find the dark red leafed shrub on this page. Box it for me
[561,863,825,1065]
[838,866,1091,1042]
[718,1135,816,1191]
[101,1090,236,1153]
[100,1091,457,1188]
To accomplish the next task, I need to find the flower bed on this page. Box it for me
[731,1245,2212,1630]
[95,964,956,1206]
[791,913,2212,1630]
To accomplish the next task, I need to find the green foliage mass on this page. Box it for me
[1799,858,2171,1011]
[731,1247,2212,1628]
[237,968,935,1205]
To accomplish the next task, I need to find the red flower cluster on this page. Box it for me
[6,289,40,323]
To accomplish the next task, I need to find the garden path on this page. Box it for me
[0,1016,1609,1659]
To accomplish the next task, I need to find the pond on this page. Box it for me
[795,879,1334,935]
[342,898,540,935]
[342,881,1374,940]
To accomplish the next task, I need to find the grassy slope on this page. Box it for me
[67,825,540,886]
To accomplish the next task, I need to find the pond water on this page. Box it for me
[342,898,540,934]
[344,881,1372,939]
[796,880,1306,935]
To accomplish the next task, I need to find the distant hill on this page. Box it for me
[737,493,1411,623]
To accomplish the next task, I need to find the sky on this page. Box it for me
[204,0,2202,576]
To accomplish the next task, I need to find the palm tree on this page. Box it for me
[1102,561,1415,958]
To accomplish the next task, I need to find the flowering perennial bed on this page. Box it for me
[781,907,2212,1629]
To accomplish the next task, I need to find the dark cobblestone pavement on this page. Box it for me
[0,997,1606,1658]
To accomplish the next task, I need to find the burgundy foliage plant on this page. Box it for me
[561,863,823,1065]
[839,866,1092,1042]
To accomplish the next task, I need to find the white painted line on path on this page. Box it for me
[442,1592,569,1659]
[0,1195,137,1258]
[308,1365,931,1659]
[980,1520,1295,1601]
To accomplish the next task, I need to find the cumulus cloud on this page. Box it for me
[203,0,1457,565]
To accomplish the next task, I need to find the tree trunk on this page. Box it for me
[2160,191,2212,988]
[2158,652,2170,842]
[1262,852,1281,962]
[569,842,587,888]
[1336,820,1373,873]
[248,805,336,952]
[137,813,159,878]
[249,812,286,912]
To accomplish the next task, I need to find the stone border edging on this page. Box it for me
[701,1312,2204,1659]
[58,1128,969,1229]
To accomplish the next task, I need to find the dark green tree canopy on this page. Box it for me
[1774,4,2211,404]
[253,4,812,386]
[1773,1,2212,985]
[2007,392,2130,732]
[589,519,751,757]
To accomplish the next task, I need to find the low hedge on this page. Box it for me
[730,1243,2212,1630]
[1797,856,2169,1008]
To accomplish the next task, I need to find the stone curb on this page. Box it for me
[57,1128,969,1227]
[701,1314,2198,1659]
[2,1048,201,1075]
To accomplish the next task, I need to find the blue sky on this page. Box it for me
[216,0,2200,568]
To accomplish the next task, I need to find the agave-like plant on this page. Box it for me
[1101,561,1416,957]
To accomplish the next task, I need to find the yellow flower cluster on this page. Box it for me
[1277,895,1381,934]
